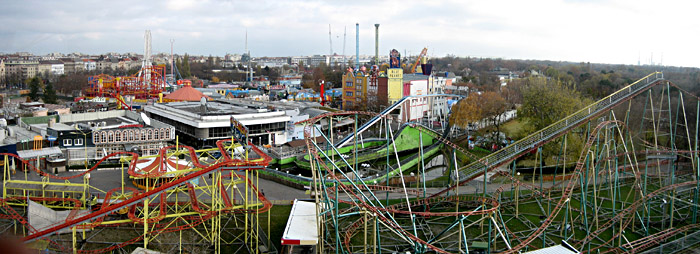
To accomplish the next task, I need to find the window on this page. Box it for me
[63,139,72,146]
[346,91,353,97]
[356,91,362,97]
[74,138,83,146]
[345,81,353,87]
[160,128,166,139]
[108,131,114,143]
[115,131,121,142]
[101,132,107,143]
[129,130,135,141]
[147,130,152,140]
[165,129,170,139]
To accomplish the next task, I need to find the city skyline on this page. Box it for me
[1,0,698,67]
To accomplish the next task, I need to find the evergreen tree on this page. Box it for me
[28,77,42,101]
[43,81,57,104]
[182,54,191,78]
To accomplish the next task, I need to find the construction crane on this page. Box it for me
[409,47,428,74]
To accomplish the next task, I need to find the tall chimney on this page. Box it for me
[355,23,360,72]
[374,24,379,65]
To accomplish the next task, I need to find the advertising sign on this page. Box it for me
[390,49,401,68]
[230,116,249,141]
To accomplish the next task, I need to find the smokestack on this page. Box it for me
[355,23,359,72]
[374,24,379,65]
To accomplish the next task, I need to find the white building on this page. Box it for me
[397,73,456,123]
[145,100,291,147]
[50,62,64,75]
[402,74,430,122]
[83,59,96,71]
[255,57,289,68]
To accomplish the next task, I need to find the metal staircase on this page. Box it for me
[456,72,665,182]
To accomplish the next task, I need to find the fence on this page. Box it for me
[641,229,700,253]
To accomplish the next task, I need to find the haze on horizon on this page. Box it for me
[0,0,698,67]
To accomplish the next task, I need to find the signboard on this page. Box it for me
[230,116,249,141]
[387,68,402,79]
[387,68,404,103]
[390,49,401,68]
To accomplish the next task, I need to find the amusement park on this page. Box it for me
[1,68,700,254]
[0,19,699,253]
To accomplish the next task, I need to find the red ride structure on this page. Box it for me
[0,138,274,253]
[85,65,167,100]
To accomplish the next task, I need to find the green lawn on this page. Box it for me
[259,205,293,252]
[501,118,531,140]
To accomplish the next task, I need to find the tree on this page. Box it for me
[268,68,280,84]
[518,77,591,130]
[301,66,325,92]
[517,77,592,165]
[176,54,191,78]
[301,73,314,90]
[55,73,88,95]
[207,55,215,67]
[450,91,509,144]
[28,77,42,101]
[43,81,57,104]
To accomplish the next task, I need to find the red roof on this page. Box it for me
[164,85,211,102]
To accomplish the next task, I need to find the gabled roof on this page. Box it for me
[164,85,212,102]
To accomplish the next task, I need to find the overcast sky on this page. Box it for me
[1,0,698,67]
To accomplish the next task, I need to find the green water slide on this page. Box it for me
[295,125,436,170]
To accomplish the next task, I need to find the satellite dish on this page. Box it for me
[141,112,151,126]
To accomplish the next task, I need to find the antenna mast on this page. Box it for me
[170,39,174,83]
[140,30,152,88]
[342,26,347,67]
[142,30,152,70]
[329,24,333,65]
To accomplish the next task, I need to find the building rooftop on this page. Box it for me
[39,60,63,65]
[146,99,321,129]
[403,73,430,82]
[0,125,42,146]
[159,100,263,116]
[58,110,170,130]
[164,85,211,102]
